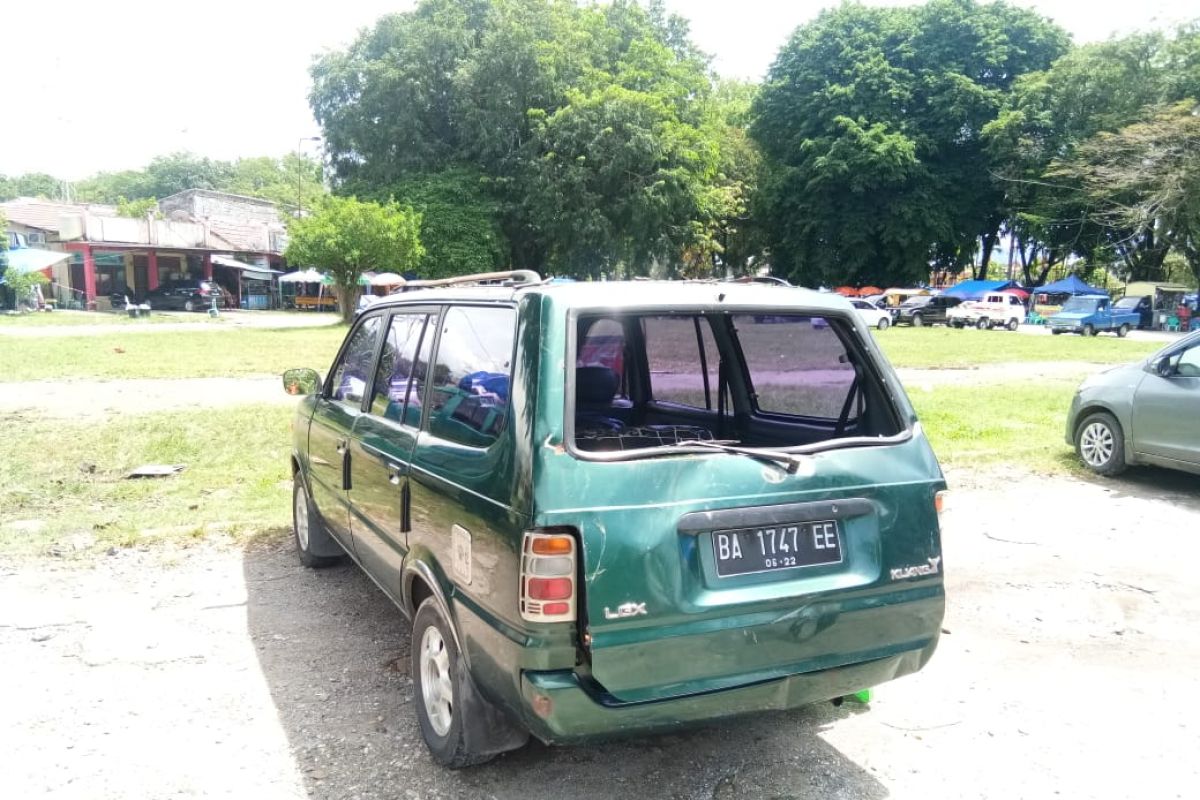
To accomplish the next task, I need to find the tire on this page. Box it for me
[292,478,342,568]
[950,319,963,329]
[912,313,924,327]
[412,599,501,768]
[184,299,196,312]
[1007,318,1020,332]
[1051,329,1063,335]
[877,316,890,331]
[1075,411,1127,476]
[1083,324,1096,337]
[976,317,991,330]
[1117,324,1129,338]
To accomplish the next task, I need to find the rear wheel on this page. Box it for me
[1083,324,1096,337]
[183,299,196,312]
[1075,412,1127,476]
[877,316,890,331]
[1117,324,1130,338]
[950,319,963,329]
[976,317,991,330]
[1051,329,1063,335]
[912,313,924,327]
[1007,318,1020,331]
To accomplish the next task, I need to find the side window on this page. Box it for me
[1173,343,1200,378]
[644,315,719,410]
[732,314,855,419]
[330,315,382,407]
[427,306,517,448]
[369,313,429,424]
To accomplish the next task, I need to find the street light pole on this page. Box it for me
[297,136,322,217]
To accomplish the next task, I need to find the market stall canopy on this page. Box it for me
[942,279,1018,300]
[3,247,70,274]
[858,286,883,296]
[832,286,859,297]
[321,272,371,286]
[1036,275,1107,297]
[371,272,406,287]
[210,254,282,282]
[278,269,327,283]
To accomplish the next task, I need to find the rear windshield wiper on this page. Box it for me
[659,439,807,474]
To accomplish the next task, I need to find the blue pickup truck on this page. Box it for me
[1049,296,1139,337]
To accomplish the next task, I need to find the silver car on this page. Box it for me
[1067,330,1200,476]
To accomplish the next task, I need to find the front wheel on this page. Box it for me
[977,317,991,330]
[950,319,963,329]
[1007,318,1020,332]
[877,316,890,331]
[1084,324,1096,337]
[1117,324,1130,338]
[1075,412,1127,476]
[184,299,196,312]
[912,313,924,327]
[292,478,343,568]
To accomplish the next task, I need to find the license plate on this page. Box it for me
[711,521,842,577]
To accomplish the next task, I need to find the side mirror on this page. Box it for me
[1156,357,1175,379]
[282,367,321,396]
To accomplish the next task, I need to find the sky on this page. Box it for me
[1,0,1195,180]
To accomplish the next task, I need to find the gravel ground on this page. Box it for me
[3,466,1198,800]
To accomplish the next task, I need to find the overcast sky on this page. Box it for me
[1,0,1194,179]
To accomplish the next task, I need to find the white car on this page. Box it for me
[946,292,1026,330]
[851,299,892,330]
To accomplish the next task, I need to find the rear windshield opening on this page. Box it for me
[571,312,904,455]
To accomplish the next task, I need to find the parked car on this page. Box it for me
[1067,329,1200,476]
[144,279,232,312]
[895,295,963,327]
[1048,296,1138,337]
[1113,295,1153,330]
[283,272,947,766]
[850,298,892,329]
[946,292,1026,330]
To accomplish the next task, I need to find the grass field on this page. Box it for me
[0,325,346,381]
[0,310,177,326]
[872,326,1162,368]
[0,404,294,555]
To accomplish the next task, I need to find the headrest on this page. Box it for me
[576,365,619,405]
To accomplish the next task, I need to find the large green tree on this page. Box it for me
[284,196,424,322]
[750,0,1068,287]
[308,0,729,278]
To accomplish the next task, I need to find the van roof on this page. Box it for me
[371,280,849,313]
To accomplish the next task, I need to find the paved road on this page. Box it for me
[3,467,1198,799]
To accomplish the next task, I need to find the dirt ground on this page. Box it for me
[3,464,1198,800]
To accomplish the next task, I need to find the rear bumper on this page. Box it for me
[518,639,938,744]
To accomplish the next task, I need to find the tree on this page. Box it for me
[284,196,424,322]
[750,0,1068,287]
[0,173,63,201]
[1054,102,1200,286]
[308,0,726,277]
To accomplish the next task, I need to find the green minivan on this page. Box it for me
[284,271,946,767]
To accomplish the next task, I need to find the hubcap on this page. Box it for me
[294,485,310,550]
[420,626,454,737]
[1080,422,1114,467]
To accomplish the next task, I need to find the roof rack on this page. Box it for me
[392,269,543,293]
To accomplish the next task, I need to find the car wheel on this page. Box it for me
[877,316,890,331]
[1075,412,1127,476]
[1083,324,1096,337]
[912,313,924,327]
[184,299,196,312]
[976,317,990,330]
[412,599,506,768]
[1007,318,1020,331]
[1117,324,1129,338]
[950,319,962,329]
[292,478,343,568]
[1051,329,1063,335]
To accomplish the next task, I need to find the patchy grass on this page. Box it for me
[873,326,1162,368]
[0,325,346,381]
[0,404,295,555]
[909,378,1080,473]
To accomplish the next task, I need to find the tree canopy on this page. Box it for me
[284,196,424,322]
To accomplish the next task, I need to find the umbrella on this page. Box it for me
[320,273,371,286]
[833,286,859,297]
[371,272,406,287]
[858,285,883,296]
[278,269,326,283]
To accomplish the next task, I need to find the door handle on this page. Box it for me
[387,462,404,485]
[400,481,411,534]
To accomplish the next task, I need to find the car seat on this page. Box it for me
[575,366,624,432]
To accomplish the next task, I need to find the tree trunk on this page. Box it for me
[977,228,998,283]
[337,281,360,324]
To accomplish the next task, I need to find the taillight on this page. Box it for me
[520,531,577,623]
[935,490,948,524]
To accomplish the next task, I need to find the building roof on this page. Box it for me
[0,198,116,233]
[159,188,280,208]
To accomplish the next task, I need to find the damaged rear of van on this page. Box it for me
[517,282,945,742]
[287,276,946,767]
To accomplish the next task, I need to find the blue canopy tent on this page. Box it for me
[1036,274,1108,297]
[0,247,70,282]
[942,279,1018,300]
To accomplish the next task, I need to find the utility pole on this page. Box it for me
[297,136,322,216]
